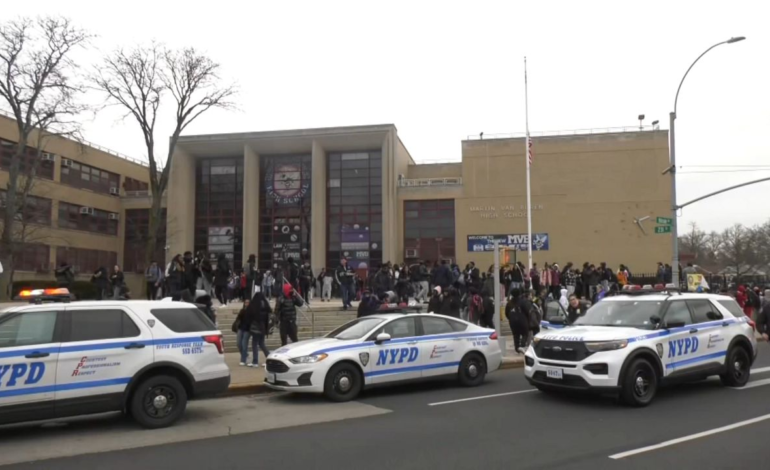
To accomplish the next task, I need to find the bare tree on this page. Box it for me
[93,44,235,286]
[0,17,89,299]
[717,224,761,279]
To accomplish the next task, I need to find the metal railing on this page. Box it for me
[124,190,152,198]
[398,177,463,187]
[466,125,661,141]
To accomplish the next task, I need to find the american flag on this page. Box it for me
[527,135,534,165]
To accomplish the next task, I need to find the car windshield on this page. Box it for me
[572,300,662,329]
[326,317,386,340]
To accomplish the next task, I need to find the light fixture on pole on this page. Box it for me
[668,36,745,287]
[638,114,645,130]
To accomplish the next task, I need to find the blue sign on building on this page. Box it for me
[467,233,550,252]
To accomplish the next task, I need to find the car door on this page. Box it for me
[367,317,422,385]
[659,300,695,377]
[0,309,61,423]
[55,307,153,417]
[418,316,464,379]
[686,299,729,369]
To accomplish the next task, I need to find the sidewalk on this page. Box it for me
[222,347,525,396]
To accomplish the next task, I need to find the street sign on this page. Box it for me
[654,226,672,234]
[656,217,673,225]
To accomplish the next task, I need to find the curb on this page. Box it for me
[500,359,525,370]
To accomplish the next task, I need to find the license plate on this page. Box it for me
[546,368,563,380]
[267,373,276,384]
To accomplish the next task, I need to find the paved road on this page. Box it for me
[2,342,769,469]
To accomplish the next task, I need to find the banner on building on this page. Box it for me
[341,224,371,270]
[467,233,549,252]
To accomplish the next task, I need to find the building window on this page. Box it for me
[123,177,149,195]
[194,158,244,269]
[403,199,455,263]
[60,159,120,195]
[0,190,52,226]
[56,246,117,274]
[258,155,312,270]
[327,151,382,271]
[57,201,118,236]
[124,208,167,273]
[14,244,50,272]
[0,138,54,180]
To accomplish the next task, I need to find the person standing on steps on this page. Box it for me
[336,257,355,310]
[274,283,303,346]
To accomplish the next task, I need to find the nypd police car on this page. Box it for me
[525,290,757,406]
[0,300,230,428]
[265,313,502,401]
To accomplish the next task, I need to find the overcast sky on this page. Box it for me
[6,0,769,233]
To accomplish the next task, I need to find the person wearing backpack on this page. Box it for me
[506,289,529,353]
[479,289,496,329]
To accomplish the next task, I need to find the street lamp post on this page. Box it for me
[668,36,745,287]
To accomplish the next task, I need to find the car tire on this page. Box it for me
[129,375,188,429]
[324,362,363,402]
[720,346,751,387]
[458,353,486,387]
[620,358,657,407]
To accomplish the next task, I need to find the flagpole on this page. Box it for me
[524,57,533,272]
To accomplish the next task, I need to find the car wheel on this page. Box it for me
[720,346,751,387]
[620,358,657,407]
[458,353,486,387]
[324,363,362,402]
[130,375,188,429]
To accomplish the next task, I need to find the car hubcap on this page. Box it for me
[468,363,479,378]
[143,386,176,418]
[734,355,746,380]
[337,374,352,393]
[634,373,649,397]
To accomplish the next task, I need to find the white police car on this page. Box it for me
[525,290,757,406]
[265,313,502,401]
[0,300,230,428]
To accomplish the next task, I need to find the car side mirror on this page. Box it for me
[650,315,662,327]
[664,320,686,329]
[375,333,392,344]
[706,311,723,320]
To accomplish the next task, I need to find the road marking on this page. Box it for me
[734,378,770,389]
[751,366,770,375]
[609,413,770,460]
[428,389,536,406]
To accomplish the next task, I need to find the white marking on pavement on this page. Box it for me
[750,366,770,375]
[734,378,770,389]
[428,389,536,406]
[609,413,770,460]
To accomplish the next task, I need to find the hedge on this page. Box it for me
[11,280,98,300]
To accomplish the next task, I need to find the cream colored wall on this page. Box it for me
[454,131,672,271]
[165,147,195,261]
[406,162,462,179]
[242,146,260,262]
[311,140,327,273]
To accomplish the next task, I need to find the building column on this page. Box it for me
[310,140,327,273]
[381,129,398,264]
[243,145,260,263]
[166,148,195,262]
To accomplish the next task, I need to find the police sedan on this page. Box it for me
[265,314,502,401]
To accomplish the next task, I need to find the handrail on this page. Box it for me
[466,125,660,140]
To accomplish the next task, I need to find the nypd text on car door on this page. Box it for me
[0,308,62,422]
[55,307,153,412]
[367,317,423,384]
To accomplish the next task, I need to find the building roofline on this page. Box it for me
[464,126,668,142]
[177,123,398,143]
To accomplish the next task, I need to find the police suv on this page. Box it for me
[525,290,757,406]
[265,313,502,401]
[0,300,230,428]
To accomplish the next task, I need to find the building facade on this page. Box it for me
[167,125,672,276]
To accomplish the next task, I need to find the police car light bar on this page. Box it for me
[15,287,72,304]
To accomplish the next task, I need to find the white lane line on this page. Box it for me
[609,413,770,460]
[735,378,770,389]
[428,389,536,407]
[751,366,770,375]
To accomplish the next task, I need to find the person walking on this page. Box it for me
[110,265,125,299]
[506,289,530,353]
[247,292,272,367]
[274,283,303,346]
[757,289,770,342]
[480,289,496,329]
[145,261,164,300]
[336,257,355,310]
[214,253,231,305]
[182,251,198,296]
[235,299,252,366]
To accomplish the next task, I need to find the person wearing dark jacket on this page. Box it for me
[373,264,392,297]
[441,286,461,318]
[480,289,496,329]
[432,260,452,291]
[286,257,300,291]
[757,291,770,342]
[274,283,303,346]
[357,290,380,318]
[245,254,258,299]
[428,286,443,314]
[506,289,530,353]
[235,299,252,366]
[91,266,109,300]
[166,254,184,297]
[214,254,231,305]
[246,293,272,366]
[110,265,125,299]
[335,257,355,309]
[566,295,589,324]
[55,262,74,289]
[183,251,198,296]
[299,261,313,304]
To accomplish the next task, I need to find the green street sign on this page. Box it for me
[656,217,673,225]
[654,225,672,234]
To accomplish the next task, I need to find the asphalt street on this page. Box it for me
[3,342,770,469]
